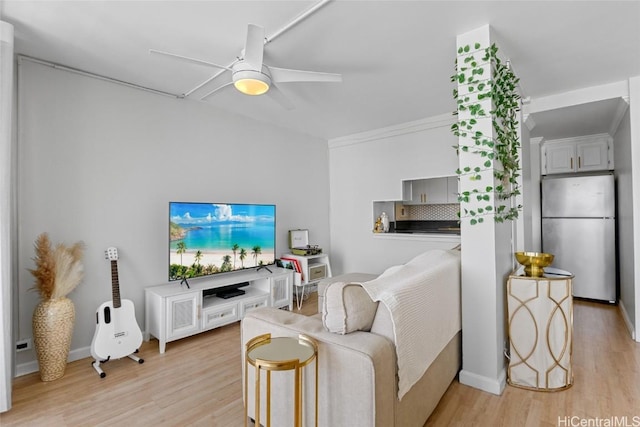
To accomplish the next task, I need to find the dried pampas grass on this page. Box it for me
[30,233,85,300]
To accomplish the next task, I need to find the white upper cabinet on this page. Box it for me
[402,177,451,204]
[542,134,612,175]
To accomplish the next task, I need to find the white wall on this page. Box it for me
[328,115,460,275]
[14,58,331,372]
[614,108,635,338]
[0,20,14,412]
[629,75,640,341]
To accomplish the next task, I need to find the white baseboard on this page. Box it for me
[15,346,91,377]
[459,368,506,395]
[618,299,636,341]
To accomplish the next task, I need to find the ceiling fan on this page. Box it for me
[150,23,342,109]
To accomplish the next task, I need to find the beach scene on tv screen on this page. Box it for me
[169,202,275,281]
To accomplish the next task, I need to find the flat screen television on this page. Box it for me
[169,202,276,281]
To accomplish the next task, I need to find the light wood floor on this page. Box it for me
[1,293,639,426]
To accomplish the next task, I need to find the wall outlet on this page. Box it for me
[16,339,32,352]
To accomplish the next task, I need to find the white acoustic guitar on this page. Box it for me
[90,247,144,377]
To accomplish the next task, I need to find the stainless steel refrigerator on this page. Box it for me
[541,173,616,302]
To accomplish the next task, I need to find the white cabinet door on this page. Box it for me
[544,142,576,174]
[447,176,459,203]
[422,178,448,204]
[410,180,424,204]
[271,273,292,309]
[577,139,609,172]
[166,292,200,340]
[402,180,426,204]
[403,179,431,204]
[402,180,414,204]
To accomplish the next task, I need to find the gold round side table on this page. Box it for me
[244,333,318,427]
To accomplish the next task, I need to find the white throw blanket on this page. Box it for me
[360,249,461,400]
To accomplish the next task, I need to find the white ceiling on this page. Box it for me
[1,1,639,140]
[529,98,626,140]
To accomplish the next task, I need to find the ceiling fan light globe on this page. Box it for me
[232,68,271,95]
[234,78,270,95]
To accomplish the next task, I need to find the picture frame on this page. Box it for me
[280,256,304,281]
[276,259,296,271]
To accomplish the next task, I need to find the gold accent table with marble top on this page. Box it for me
[244,333,318,427]
[506,267,574,391]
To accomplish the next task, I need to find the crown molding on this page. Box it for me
[328,112,455,149]
[523,114,536,131]
[527,80,628,114]
[1,20,14,43]
[608,96,630,137]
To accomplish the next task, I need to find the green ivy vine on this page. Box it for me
[451,42,522,225]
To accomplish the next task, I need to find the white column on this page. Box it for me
[528,136,543,252]
[456,25,513,395]
[629,75,640,342]
[0,20,15,412]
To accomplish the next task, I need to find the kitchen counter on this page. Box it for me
[394,220,460,235]
[372,231,460,244]
[372,220,461,244]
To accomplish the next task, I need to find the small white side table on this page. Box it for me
[282,253,332,310]
[293,275,307,311]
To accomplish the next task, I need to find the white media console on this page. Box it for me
[144,267,293,353]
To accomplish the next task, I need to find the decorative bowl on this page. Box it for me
[514,252,554,277]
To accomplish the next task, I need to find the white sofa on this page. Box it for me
[241,249,461,427]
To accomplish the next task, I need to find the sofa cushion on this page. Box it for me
[322,282,378,334]
[317,272,378,312]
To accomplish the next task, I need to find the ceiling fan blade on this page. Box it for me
[200,81,234,101]
[266,84,295,110]
[149,49,233,71]
[268,66,342,84]
[243,24,265,70]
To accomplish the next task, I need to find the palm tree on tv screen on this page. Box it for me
[252,245,262,266]
[176,241,186,266]
[232,243,239,269]
[239,248,247,268]
[221,254,232,272]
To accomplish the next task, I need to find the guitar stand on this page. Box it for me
[92,350,144,378]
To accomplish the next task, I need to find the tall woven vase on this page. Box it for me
[32,297,75,381]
